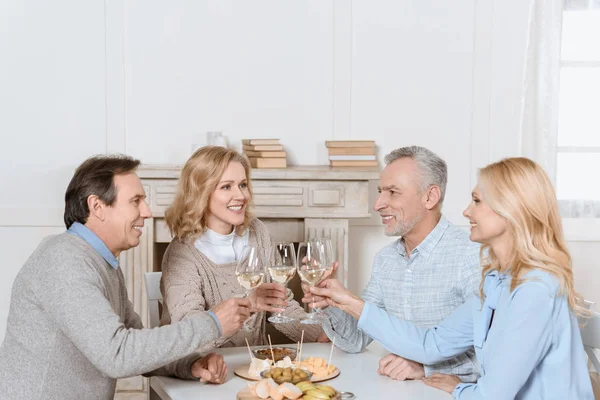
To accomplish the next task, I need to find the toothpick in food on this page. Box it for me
[268,334,275,366]
[298,330,305,364]
[327,336,336,371]
[245,337,253,361]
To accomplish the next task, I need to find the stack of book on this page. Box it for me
[325,140,377,167]
[242,139,287,168]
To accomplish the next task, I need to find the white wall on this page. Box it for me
[1,0,597,342]
[0,0,108,338]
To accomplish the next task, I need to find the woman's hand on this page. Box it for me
[191,352,228,384]
[248,282,288,313]
[306,279,365,320]
[422,373,461,394]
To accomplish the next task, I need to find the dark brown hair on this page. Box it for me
[64,154,141,228]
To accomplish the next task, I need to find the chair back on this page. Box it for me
[144,272,163,328]
[581,310,600,374]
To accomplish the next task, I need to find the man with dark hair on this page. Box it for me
[0,155,252,400]
[63,155,142,228]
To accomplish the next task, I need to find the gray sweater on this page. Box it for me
[0,233,221,400]
[160,218,322,348]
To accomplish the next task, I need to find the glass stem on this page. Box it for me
[241,290,252,330]
[311,288,320,313]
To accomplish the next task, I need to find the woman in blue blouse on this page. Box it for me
[307,157,594,399]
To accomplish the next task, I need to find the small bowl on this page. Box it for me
[260,367,313,384]
[252,346,297,362]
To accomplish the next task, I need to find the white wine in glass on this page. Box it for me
[297,268,327,286]
[297,241,326,324]
[267,243,296,324]
[235,245,266,331]
[268,266,296,284]
[236,271,265,291]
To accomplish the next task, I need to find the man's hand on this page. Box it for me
[378,354,425,381]
[300,261,339,310]
[304,279,364,319]
[210,298,251,336]
[422,373,462,394]
[248,282,288,313]
[191,353,227,384]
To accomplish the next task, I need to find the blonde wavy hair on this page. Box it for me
[477,157,587,317]
[165,146,254,240]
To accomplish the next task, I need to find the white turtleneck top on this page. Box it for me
[193,227,249,264]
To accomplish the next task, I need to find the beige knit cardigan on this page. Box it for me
[160,218,321,349]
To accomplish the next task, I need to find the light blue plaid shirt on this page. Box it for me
[324,215,482,382]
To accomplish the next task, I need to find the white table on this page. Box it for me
[150,343,452,400]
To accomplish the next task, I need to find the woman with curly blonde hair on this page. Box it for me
[306,157,594,399]
[160,146,323,349]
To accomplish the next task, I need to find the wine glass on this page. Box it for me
[267,242,297,324]
[318,238,335,275]
[236,245,267,331]
[297,241,327,324]
[313,238,335,316]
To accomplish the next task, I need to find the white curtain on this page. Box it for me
[519,0,564,184]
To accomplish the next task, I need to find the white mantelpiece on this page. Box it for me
[115,165,378,400]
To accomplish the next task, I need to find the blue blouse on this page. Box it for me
[357,269,594,399]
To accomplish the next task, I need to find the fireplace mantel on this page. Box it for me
[115,165,378,399]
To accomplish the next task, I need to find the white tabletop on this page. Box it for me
[150,342,452,400]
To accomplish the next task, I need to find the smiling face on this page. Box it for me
[205,161,250,234]
[373,157,427,237]
[102,172,152,255]
[463,186,508,245]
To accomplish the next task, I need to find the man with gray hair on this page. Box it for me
[304,145,480,383]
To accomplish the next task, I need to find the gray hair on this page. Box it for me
[384,146,447,204]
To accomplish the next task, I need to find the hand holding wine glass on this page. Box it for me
[307,278,365,320]
[249,283,288,313]
[297,240,328,324]
[312,238,334,316]
[235,245,267,331]
[267,242,297,324]
[210,297,252,336]
[300,239,339,310]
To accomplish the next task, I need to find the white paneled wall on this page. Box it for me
[1,1,598,345]
[350,1,477,224]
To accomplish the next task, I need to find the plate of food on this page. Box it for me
[237,378,341,400]
[234,360,340,383]
[236,338,340,383]
[260,367,312,384]
[295,357,340,381]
